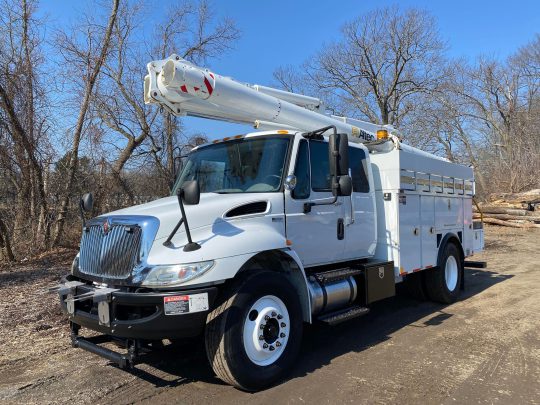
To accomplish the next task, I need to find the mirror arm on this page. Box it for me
[163,192,201,251]
[79,199,87,230]
[303,195,338,214]
[163,216,185,247]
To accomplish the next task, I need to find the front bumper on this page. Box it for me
[58,276,218,340]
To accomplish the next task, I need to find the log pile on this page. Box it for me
[474,189,540,228]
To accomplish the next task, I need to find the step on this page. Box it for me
[312,267,363,283]
[317,305,370,326]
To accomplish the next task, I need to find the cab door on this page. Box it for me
[342,145,377,260]
[284,138,346,267]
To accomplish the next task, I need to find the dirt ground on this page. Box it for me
[0,226,539,405]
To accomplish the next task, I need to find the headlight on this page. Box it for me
[142,260,214,287]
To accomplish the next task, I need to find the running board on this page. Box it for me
[317,305,370,325]
[464,261,487,268]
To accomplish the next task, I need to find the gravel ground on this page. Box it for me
[0,226,539,404]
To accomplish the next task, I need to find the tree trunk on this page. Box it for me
[52,0,120,247]
[0,216,15,262]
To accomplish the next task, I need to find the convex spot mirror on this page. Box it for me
[284,174,297,191]
[81,193,94,212]
[338,175,352,196]
[181,180,200,205]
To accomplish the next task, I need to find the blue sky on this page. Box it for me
[40,0,540,140]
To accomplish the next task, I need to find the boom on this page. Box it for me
[144,55,399,143]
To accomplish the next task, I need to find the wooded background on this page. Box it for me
[0,1,539,262]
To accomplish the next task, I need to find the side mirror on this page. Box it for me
[81,193,94,213]
[338,175,352,196]
[328,133,349,177]
[181,180,200,205]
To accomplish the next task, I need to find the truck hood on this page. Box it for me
[107,192,277,242]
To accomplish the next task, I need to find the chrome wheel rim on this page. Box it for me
[243,295,290,366]
[445,255,458,292]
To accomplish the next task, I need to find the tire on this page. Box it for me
[425,242,463,304]
[204,271,303,391]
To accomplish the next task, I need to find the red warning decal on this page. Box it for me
[164,295,189,303]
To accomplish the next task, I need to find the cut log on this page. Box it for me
[474,206,538,216]
[473,213,540,223]
[481,218,540,228]
[488,189,540,204]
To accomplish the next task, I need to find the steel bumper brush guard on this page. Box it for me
[54,276,218,368]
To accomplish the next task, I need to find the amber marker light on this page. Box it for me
[377,129,388,140]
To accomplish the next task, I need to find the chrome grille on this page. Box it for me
[79,223,142,279]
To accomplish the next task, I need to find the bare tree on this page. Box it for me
[301,7,446,126]
[52,0,120,247]
[0,0,53,258]
[92,0,238,200]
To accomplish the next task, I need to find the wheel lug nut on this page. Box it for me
[281,322,286,327]
[277,314,283,320]
[269,345,275,351]
[271,311,276,317]
[280,333,286,338]
[263,343,268,349]
[259,335,264,340]
[264,315,270,321]
[276,341,281,347]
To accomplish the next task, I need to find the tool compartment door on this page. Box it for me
[398,193,421,272]
[420,195,437,267]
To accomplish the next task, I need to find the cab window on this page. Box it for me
[349,147,370,193]
[309,140,331,191]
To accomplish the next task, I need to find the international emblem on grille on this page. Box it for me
[103,220,110,234]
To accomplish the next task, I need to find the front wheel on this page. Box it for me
[204,271,303,391]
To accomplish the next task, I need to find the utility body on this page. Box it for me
[55,55,485,391]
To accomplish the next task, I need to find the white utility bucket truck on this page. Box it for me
[54,55,485,391]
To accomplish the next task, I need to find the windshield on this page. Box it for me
[173,136,290,194]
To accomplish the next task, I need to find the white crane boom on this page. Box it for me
[144,54,399,143]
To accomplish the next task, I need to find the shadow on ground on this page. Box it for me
[93,267,511,391]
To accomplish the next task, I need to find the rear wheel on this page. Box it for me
[425,242,463,304]
[204,271,303,391]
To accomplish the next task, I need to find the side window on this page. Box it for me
[349,147,370,193]
[292,140,310,199]
[309,140,331,191]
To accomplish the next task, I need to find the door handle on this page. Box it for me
[337,218,344,240]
